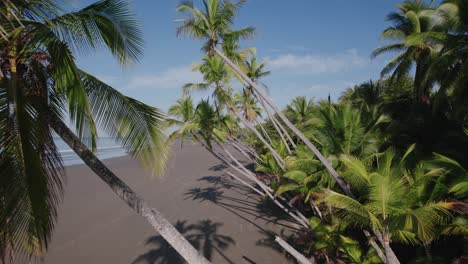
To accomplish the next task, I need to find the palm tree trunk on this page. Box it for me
[267,114,293,154]
[255,91,296,152]
[228,138,259,161]
[214,47,353,197]
[214,47,401,263]
[228,105,286,170]
[274,236,312,264]
[231,137,259,159]
[363,230,387,264]
[383,234,400,264]
[224,171,265,196]
[309,200,323,220]
[198,136,309,228]
[227,139,255,162]
[217,144,309,228]
[46,111,210,264]
[255,119,274,146]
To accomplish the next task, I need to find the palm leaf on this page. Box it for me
[80,71,169,175]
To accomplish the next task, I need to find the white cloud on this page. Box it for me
[125,64,202,90]
[267,49,367,75]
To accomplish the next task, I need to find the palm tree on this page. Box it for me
[168,99,310,228]
[304,217,381,263]
[0,1,208,263]
[320,147,467,263]
[314,103,388,160]
[243,55,296,154]
[285,96,318,135]
[372,0,440,102]
[176,0,355,201]
[413,0,468,120]
[184,55,286,168]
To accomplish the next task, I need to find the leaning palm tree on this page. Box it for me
[184,55,286,168]
[176,0,356,202]
[0,1,208,263]
[242,55,296,154]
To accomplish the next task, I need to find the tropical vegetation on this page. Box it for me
[170,0,468,263]
[1,0,467,263]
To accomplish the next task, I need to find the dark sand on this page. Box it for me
[43,143,299,263]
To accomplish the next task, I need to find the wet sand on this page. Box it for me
[43,143,298,263]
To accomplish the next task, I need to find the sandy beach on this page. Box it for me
[42,143,298,263]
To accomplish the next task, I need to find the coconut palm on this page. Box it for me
[313,103,389,160]
[243,55,296,153]
[303,217,381,264]
[176,0,357,204]
[372,0,440,102]
[320,147,468,263]
[412,0,468,120]
[0,1,208,263]
[284,96,318,135]
[184,55,286,168]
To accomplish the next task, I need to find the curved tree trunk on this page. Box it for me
[214,47,399,264]
[46,112,210,264]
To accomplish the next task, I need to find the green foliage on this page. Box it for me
[320,147,467,247]
[176,0,468,262]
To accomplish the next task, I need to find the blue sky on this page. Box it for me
[76,0,402,111]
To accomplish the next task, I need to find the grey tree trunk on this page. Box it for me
[46,112,210,264]
[363,230,387,263]
[255,119,274,146]
[274,236,312,264]
[383,235,400,264]
[255,91,296,152]
[217,144,309,228]
[228,106,286,170]
[227,139,256,162]
[231,137,259,159]
[224,171,265,196]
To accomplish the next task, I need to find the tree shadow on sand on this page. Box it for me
[132,219,235,264]
[186,176,302,231]
[184,174,305,263]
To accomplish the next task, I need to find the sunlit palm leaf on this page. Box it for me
[80,71,169,175]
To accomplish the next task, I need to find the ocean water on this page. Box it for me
[55,137,128,166]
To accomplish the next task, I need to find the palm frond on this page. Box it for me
[46,0,143,64]
[80,71,169,175]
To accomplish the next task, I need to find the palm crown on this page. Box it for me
[176,0,255,55]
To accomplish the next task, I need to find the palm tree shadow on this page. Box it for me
[132,220,235,264]
[187,177,302,231]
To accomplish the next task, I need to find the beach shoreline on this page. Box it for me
[43,143,296,263]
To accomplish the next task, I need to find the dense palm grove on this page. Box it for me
[170,0,468,263]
